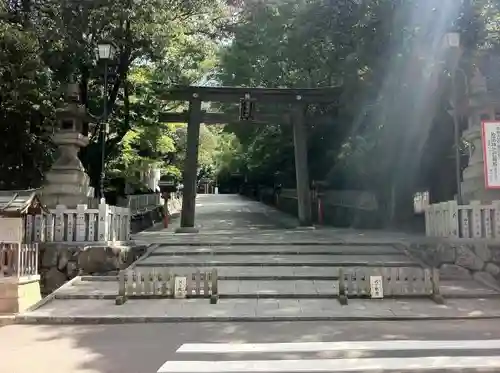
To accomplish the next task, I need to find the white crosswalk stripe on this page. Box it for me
[176,339,500,353]
[158,339,500,372]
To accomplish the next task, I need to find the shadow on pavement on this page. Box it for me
[2,320,500,373]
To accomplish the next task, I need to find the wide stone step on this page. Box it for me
[54,279,117,300]
[151,245,404,256]
[219,280,338,298]
[136,254,417,267]
[128,266,360,280]
[51,277,500,300]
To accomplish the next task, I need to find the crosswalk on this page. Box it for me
[158,339,500,372]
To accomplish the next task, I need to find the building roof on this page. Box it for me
[0,189,49,215]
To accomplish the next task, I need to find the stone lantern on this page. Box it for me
[41,83,95,208]
[461,56,500,203]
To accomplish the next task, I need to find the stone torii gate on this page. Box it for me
[160,86,340,232]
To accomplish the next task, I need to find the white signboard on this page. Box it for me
[370,276,384,298]
[0,217,23,242]
[174,276,188,298]
[482,121,500,189]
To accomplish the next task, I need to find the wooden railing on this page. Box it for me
[0,243,39,278]
[23,202,131,243]
[118,193,161,215]
[425,200,500,239]
[278,188,378,211]
[255,187,378,226]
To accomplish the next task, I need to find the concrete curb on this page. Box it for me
[14,314,500,325]
[0,315,16,327]
[47,291,500,300]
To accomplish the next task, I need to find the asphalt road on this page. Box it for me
[3,320,500,373]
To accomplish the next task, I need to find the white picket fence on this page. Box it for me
[23,202,131,243]
[0,243,39,278]
[425,200,500,239]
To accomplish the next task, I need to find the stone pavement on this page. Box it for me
[4,320,500,373]
[16,194,500,324]
[14,286,499,325]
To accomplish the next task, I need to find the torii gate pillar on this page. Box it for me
[176,96,201,233]
[292,102,312,226]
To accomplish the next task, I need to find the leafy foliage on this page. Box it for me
[0,0,233,192]
[0,10,56,189]
[216,0,500,226]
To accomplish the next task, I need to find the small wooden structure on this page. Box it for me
[115,268,218,305]
[0,189,45,313]
[337,267,442,305]
[0,189,47,276]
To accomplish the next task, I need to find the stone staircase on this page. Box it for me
[13,238,500,325]
[45,241,500,302]
[130,242,485,299]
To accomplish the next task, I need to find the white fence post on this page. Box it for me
[460,205,470,238]
[98,202,110,242]
[448,200,459,238]
[46,214,54,242]
[54,204,66,241]
[493,200,500,238]
[470,200,482,238]
[75,204,87,241]
[88,209,97,241]
[125,209,131,241]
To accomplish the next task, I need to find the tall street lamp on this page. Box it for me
[94,41,116,202]
[443,32,466,205]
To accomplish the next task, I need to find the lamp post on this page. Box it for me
[444,32,465,205]
[94,41,116,203]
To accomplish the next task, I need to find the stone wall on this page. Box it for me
[39,243,147,295]
[407,240,500,290]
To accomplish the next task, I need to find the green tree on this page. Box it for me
[0,0,233,191]
[0,6,56,189]
[216,0,496,227]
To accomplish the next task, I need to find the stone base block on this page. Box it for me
[0,276,41,313]
[461,172,500,203]
[175,227,199,234]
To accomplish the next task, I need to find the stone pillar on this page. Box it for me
[41,83,94,208]
[461,68,500,203]
[292,101,312,226]
[176,97,202,233]
[0,277,41,313]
